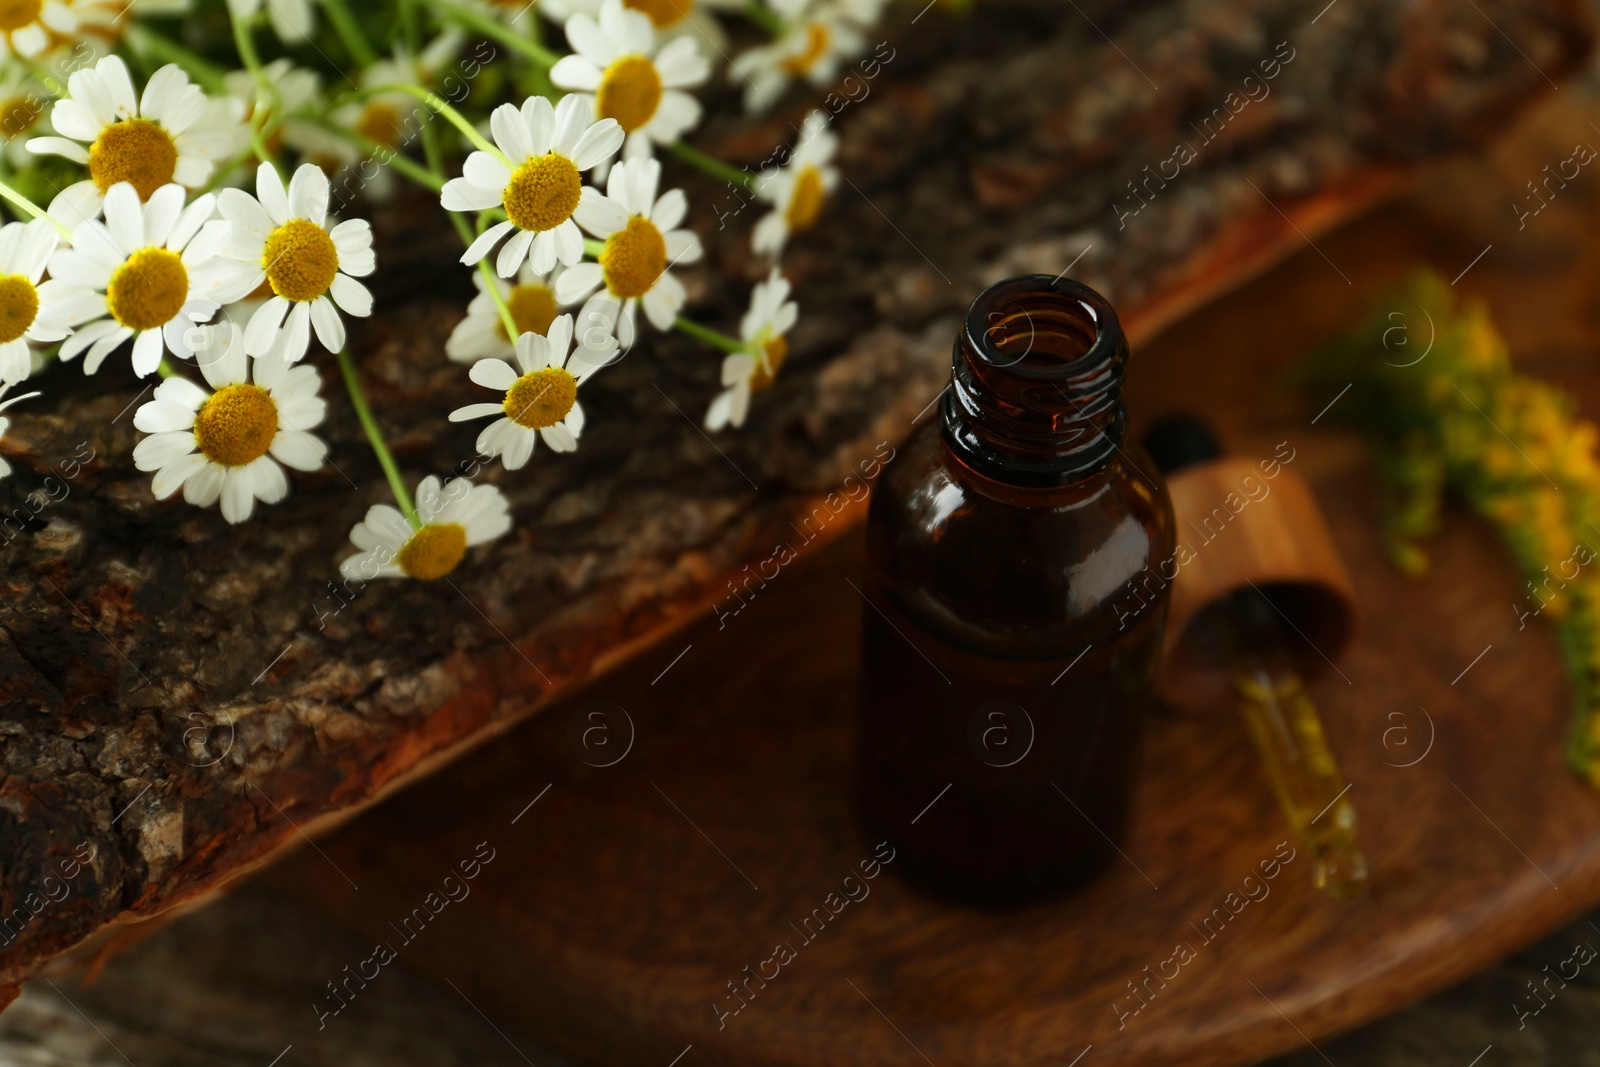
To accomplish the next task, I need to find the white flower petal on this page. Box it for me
[219,186,276,237]
[441,178,504,213]
[269,429,325,471]
[572,186,626,236]
[102,183,144,251]
[134,399,197,433]
[329,274,373,317]
[287,163,328,225]
[462,150,512,192]
[150,451,208,498]
[134,430,198,472]
[244,296,290,356]
[651,188,687,232]
[490,102,534,163]
[309,295,345,352]
[255,161,292,225]
[220,466,257,523]
[281,300,311,362]
[450,402,506,422]
[549,56,603,93]
[460,218,514,265]
[469,358,519,390]
[496,228,535,277]
[183,460,224,506]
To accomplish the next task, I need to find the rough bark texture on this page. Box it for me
[0,0,1589,996]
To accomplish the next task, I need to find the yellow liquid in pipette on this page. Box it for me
[1235,666,1368,898]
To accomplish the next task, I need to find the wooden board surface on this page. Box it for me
[259,89,1600,1066]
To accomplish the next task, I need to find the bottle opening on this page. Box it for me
[944,274,1129,487]
[965,275,1117,380]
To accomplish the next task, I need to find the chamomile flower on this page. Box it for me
[0,384,41,480]
[448,313,615,468]
[338,476,513,582]
[0,0,80,60]
[227,0,314,45]
[28,56,244,227]
[443,93,625,278]
[131,333,327,524]
[555,157,701,349]
[549,0,709,162]
[212,162,376,362]
[731,0,877,113]
[0,219,69,384]
[42,182,229,377]
[706,268,797,430]
[446,261,572,364]
[752,109,836,258]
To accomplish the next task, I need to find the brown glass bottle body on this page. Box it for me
[856,276,1173,909]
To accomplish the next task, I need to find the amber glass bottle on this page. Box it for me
[857,275,1174,908]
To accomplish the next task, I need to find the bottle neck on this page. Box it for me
[940,275,1129,488]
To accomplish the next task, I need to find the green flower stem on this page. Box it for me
[229,5,268,88]
[305,116,444,190]
[399,0,421,49]
[364,82,506,163]
[336,347,421,528]
[674,316,747,354]
[741,1,784,36]
[155,358,180,379]
[478,259,520,339]
[583,237,605,257]
[228,6,280,169]
[124,24,228,92]
[416,114,480,249]
[432,0,561,68]
[320,0,380,67]
[0,176,70,237]
[669,141,755,190]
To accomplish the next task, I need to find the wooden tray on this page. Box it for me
[267,100,1600,1061]
[272,505,1596,1067]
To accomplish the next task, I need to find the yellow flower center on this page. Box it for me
[194,383,278,467]
[596,54,662,134]
[89,118,179,199]
[503,367,578,429]
[0,273,38,343]
[0,0,41,32]
[502,153,582,233]
[781,24,830,76]
[625,0,690,26]
[600,216,666,300]
[262,218,340,302]
[497,283,559,342]
[355,101,404,148]
[106,247,188,331]
[785,164,826,232]
[0,95,39,139]
[398,522,468,580]
[750,334,787,391]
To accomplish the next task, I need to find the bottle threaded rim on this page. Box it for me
[942,274,1128,487]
